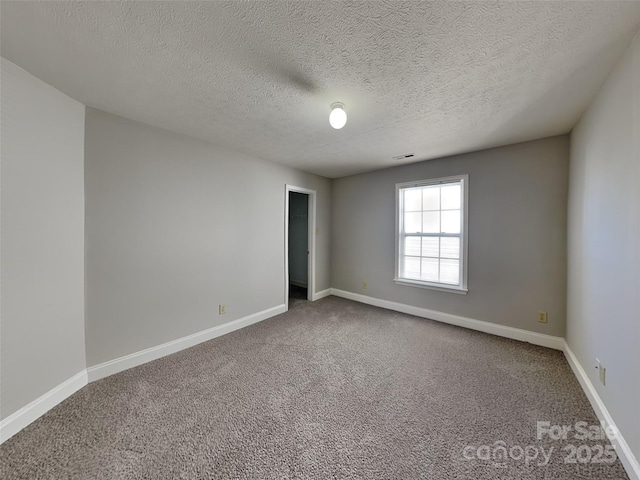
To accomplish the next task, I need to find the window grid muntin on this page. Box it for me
[398,179,464,287]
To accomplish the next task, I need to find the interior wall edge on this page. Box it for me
[328,289,564,350]
[563,342,640,480]
[86,304,286,382]
[0,370,88,445]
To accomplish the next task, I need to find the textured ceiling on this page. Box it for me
[2,1,640,178]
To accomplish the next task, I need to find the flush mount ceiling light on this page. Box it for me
[329,102,347,129]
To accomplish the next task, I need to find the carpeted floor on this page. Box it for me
[288,284,308,309]
[0,297,629,479]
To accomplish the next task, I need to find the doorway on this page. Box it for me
[284,185,316,310]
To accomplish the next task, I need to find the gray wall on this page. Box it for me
[332,136,569,337]
[567,31,640,459]
[288,192,309,287]
[0,58,86,419]
[84,108,331,367]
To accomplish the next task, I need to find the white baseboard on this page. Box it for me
[1,304,287,443]
[327,289,636,480]
[312,288,332,301]
[563,342,639,480]
[0,370,87,444]
[329,289,564,350]
[4,296,635,480]
[87,304,286,382]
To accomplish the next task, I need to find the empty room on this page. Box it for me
[1,1,639,479]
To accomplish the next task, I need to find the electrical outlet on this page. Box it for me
[596,358,606,386]
[537,311,548,323]
[219,304,226,315]
[362,281,368,290]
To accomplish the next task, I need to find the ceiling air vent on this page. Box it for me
[392,153,415,160]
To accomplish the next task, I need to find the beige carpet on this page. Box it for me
[0,296,629,479]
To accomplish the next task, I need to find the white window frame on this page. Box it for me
[394,174,469,294]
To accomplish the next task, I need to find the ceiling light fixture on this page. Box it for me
[329,102,347,129]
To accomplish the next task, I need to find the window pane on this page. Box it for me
[398,176,466,289]
[440,259,459,284]
[441,184,461,210]
[403,237,421,256]
[440,237,460,259]
[421,237,439,257]
[404,188,422,211]
[421,258,438,282]
[401,256,421,279]
[422,186,440,211]
[441,210,460,234]
[422,211,439,233]
[404,212,421,233]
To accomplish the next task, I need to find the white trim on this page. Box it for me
[0,370,87,444]
[395,174,469,292]
[393,278,468,294]
[329,289,564,350]
[311,288,332,301]
[326,289,637,479]
[87,304,286,382]
[284,185,317,310]
[1,304,287,442]
[563,341,640,480]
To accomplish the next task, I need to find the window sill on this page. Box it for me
[393,278,468,295]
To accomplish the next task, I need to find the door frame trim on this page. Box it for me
[284,185,316,310]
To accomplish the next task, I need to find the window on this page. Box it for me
[395,175,468,293]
